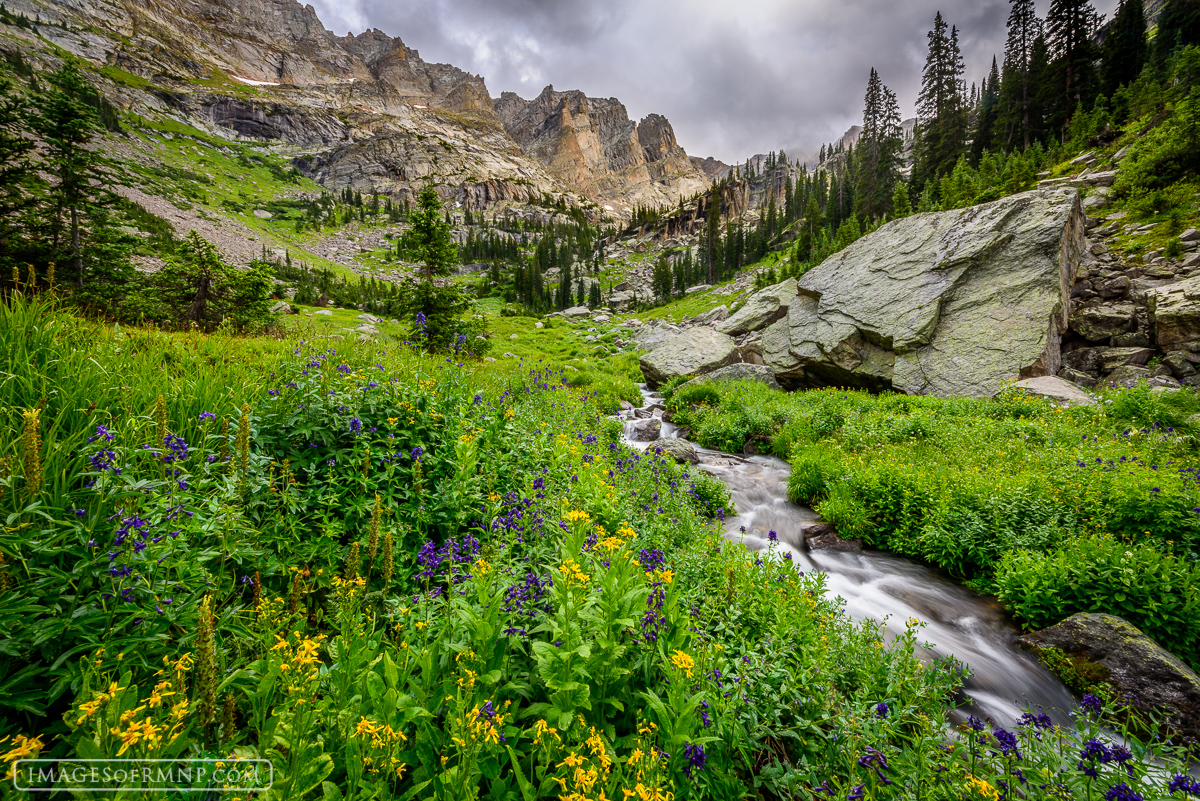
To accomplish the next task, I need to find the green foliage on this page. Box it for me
[996,538,1200,668]
[669,379,1200,671]
[121,232,278,332]
[0,298,994,800]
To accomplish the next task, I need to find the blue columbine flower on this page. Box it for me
[1168,774,1200,795]
[857,747,892,785]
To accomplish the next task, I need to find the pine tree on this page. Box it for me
[1103,0,1148,94]
[0,78,36,267]
[558,258,572,311]
[1158,0,1200,55]
[31,58,119,288]
[857,68,904,221]
[1045,0,1103,133]
[409,184,457,281]
[914,13,968,187]
[892,182,913,217]
[705,189,721,284]
[972,57,1003,162]
[999,0,1043,149]
[401,184,466,346]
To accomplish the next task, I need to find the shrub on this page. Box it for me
[995,537,1200,669]
[670,381,721,409]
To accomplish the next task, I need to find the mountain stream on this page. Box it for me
[621,386,1078,726]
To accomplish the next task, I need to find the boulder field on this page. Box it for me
[639,187,1200,397]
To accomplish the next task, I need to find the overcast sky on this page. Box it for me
[308,0,1120,163]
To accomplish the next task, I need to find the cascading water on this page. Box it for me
[621,386,1078,726]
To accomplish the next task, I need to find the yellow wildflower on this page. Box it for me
[669,650,695,677]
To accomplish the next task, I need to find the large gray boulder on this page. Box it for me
[640,328,739,388]
[718,278,798,337]
[1004,376,1094,407]
[676,363,782,393]
[763,188,1085,397]
[625,417,661,442]
[1018,613,1200,740]
[696,305,729,325]
[1148,276,1200,351]
[632,325,676,352]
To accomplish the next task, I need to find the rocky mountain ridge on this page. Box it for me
[494,86,710,209]
[6,0,723,217]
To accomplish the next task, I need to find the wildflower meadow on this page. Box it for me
[1,295,1199,800]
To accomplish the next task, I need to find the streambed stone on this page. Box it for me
[640,328,738,388]
[625,418,661,442]
[801,522,862,552]
[650,438,699,464]
[1018,613,1200,740]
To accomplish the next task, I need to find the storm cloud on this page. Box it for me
[309,0,1119,163]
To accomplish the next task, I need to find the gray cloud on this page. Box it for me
[309,0,1119,163]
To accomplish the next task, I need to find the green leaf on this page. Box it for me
[506,746,536,801]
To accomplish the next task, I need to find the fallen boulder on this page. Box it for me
[1148,276,1200,351]
[1018,613,1200,740]
[762,188,1085,397]
[640,328,739,388]
[696,305,729,325]
[676,363,782,393]
[717,278,798,337]
[1004,376,1094,407]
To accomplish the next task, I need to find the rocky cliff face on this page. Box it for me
[495,86,709,210]
[690,156,732,181]
[14,0,573,209]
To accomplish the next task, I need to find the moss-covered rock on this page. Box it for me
[639,328,738,388]
[1018,612,1200,739]
[762,187,1085,397]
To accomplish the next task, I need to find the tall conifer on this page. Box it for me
[1103,0,1148,94]
[999,0,1042,149]
[1045,0,1103,132]
[914,13,967,187]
